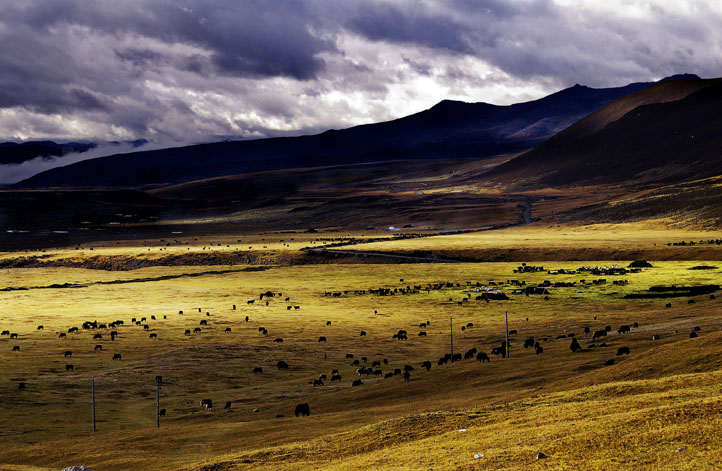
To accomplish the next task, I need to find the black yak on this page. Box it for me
[295,403,310,416]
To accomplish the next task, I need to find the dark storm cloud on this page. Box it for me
[0,0,720,173]
[7,0,334,80]
[346,4,474,54]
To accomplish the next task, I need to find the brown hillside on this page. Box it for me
[491,78,722,188]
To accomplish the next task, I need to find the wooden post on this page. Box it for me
[156,375,162,429]
[156,377,160,428]
[92,379,96,432]
[450,316,454,362]
[505,311,510,359]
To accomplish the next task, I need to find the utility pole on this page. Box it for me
[505,311,510,359]
[450,316,454,362]
[92,379,96,432]
[156,375,162,429]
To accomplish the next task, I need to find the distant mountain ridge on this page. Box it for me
[489,76,722,187]
[0,139,151,166]
[15,79,664,189]
[0,141,97,165]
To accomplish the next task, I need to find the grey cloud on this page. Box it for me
[0,0,721,178]
[346,3,474,54]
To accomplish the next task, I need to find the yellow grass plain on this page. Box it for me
[1,224,722,470]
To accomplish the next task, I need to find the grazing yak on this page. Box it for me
[12,345,20,351]
[224,401,232,410]
[277,361,289,370]
[352,379,363,386]
[313,379,324,386]
[331,374,342,382]
[360,331,367,336]
[253,367,263,374]
[616,346,630,356]
[92,333,102,340]
[403,371,411,381]
[274,338,283,343]
[18,382,25,391]
[524,337,535,348]
[66,364,74,371]
[604,359,615,366]
[422,360,432,371]
[185,329,191,335]
[200,399,213,410]
[295,403,310,417]
[149,333,157,339]
[452,353,462,362]
[112,353,122,360]
[536,346,544,355]
[64,351,72,357]
[37,325,43,330]
[59,333,66,339]
[0,330,8,336]
[159,408,166,417]
[418,331,427,336]
[570,338,582,353]
[225,328,232,333]
[318,336,327,343]
[618,325,631,334]
[690,330,698,338]
[476,352,490,362]
[592,330,607,340]
[94,345,102,351]
[491,346,506,357]
[193,328,201,333]
[384,372,394,379]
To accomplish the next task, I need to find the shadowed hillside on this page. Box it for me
[490,77,722,187]
[15,81,656,189]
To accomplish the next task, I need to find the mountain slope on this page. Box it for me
[15,81,657,189]
[490,77,722,187]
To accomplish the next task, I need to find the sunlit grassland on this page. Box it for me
[2,231,722,469]
[331,223,722,260]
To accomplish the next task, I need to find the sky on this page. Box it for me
[0,0,721,148]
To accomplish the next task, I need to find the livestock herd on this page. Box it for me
[2,272,712,420]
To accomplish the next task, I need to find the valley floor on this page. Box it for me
[1,224,722,470]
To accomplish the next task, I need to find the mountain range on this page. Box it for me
[14,78,677,189]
